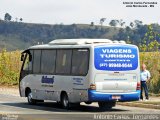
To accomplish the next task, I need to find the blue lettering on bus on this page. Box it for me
[94,46,138,71]
[41,76,54,84]
[73,78,84,85]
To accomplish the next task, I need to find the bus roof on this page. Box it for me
[28,39,128,49]
[48,39,126,45]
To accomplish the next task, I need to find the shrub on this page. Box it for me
[0,49,21,85]
[140,52,160,93]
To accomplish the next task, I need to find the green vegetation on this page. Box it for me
[140,52,160,93]
[0,49,21,85]
[139,25,160,52]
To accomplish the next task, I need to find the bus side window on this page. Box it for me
[41,50,56,74]
[71,49,89,76]
[56,50,72,74]
[22,50,33,73]
[28,51,33,72]
[33,50,41,74]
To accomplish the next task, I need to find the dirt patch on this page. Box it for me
[118,102,160,109]
[0,85,19,96]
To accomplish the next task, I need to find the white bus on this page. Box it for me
[19,39,140,110]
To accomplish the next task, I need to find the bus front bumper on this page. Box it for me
[88,90,140,102]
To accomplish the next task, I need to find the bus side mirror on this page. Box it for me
[21,54,25,61]
[29,55,32,61]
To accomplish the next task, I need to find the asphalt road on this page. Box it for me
[0,94,160,120]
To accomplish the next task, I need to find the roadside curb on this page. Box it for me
[117,102,160,109]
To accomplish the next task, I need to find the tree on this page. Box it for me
[20,18,23,22]
[119,19,125,28]
[90,22,94,26]
[4,13,12,21]
[130,22,134,28]
[109,20,119,27]
[99,18,106,27]
[140,25,160,52]
[134,20,143,28]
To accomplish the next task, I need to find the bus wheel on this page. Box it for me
[27,91,36,105]
[61,93,70,109]
[98,101,115,110]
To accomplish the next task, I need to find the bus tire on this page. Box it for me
[61,93,70,109]
[98,101,116,110]
[85,102,92,104]
[27,91,36,105]
[37,100,44,102]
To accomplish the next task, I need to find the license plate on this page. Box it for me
[112,95,121,100]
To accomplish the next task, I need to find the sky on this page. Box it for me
[0,0,160,25]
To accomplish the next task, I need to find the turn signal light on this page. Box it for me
[90,84,96,90]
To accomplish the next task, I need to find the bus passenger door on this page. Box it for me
[19,50,33,96]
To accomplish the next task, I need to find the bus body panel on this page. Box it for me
[88,90,140,102]
[87,44,140,102]
[94,73,138,93]
[20,74,89,102]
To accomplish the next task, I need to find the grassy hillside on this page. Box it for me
[0,34,31,51]
[0,20,119,51]
[1,20,160,51]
